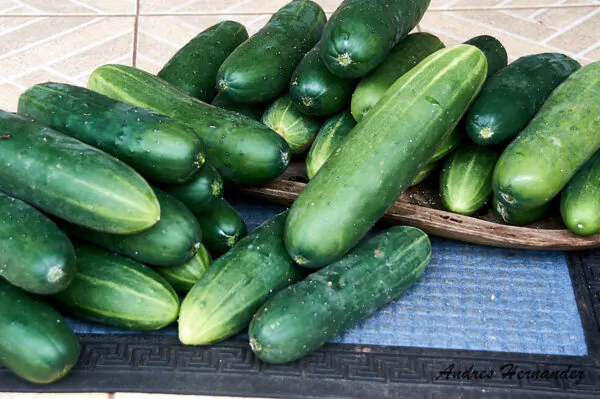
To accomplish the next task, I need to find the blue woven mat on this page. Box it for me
[67,199,587,357]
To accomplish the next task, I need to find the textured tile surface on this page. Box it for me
[0,0,136,14]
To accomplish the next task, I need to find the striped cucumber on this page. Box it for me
[156,244,212,293]
[0,192,76,295]
[493,62,600,210]
[162,163,224,213]
[88,64,291,185]
[431,128,462,163]
[18,82,205,184]
[249,226,431,364]
[0,110,159,234]
[493,196,551,226]
[179,212,303,345]
[411,161,440,186]
[158,21,249,102]
[306,111,356,179]
[560,151,600,236]
[54,243,180,330]
[285,45,487,268]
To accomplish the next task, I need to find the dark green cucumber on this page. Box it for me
[464,35,508,78]
[430,127,462,163]
[88,65,290,185]
[493,196,551,226]
[261,94,322,154]
[0,279,79,384]
[0,192,76,295]
[466,53,581,146]
[306,110,356,179]
[249,226,431,364]
[195,198,247,255]
[290,43,356,117]
[156,244,212,293]
[0,110,159,234]
[493,62,600,210]
[411,160,439,186]
[560,151,600,236]
[158,21,249,102]
[321,0,430,79]
[54,243,180,330]
[351,32,445,122]
[216,0,326,103]
[440,143,500,215]
[211,92,264,120]
[179,212,303,345]
[18,82,205,184]
[285,45,487,268]
[67,189,202,267]
[162,163,224,213]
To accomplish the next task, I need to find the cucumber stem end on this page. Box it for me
[336,52,352,67]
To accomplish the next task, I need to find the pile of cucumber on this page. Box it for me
[1,0,599,384]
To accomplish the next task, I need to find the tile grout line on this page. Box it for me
[132,0,141,67]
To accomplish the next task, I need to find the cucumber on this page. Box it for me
[162,163,224,213]
[285,45,487,268]
[54,243,180,330]
[0,192,76,295]
[290,43,356,117]
[411,161,439,186]
[306,111,356,179]
[88,65,291,185]
[0,110,159,234]
[493,196,551,226]
[0,279,79,384]
[156,244,212,293]
[216,0,326,104]
[493,62,600,210]
[261,94,322,154]
[158,21,249,102]
[196,199,247,255]
[18,82,205,184]
[179,212,303,345]
[321,0,430,79]
[211,92,264,120]
[440,143,501,215]
[351,32,445,122]
[464,35,508,78]
[560,151,600,236]
[431,127,462,163]
[249,226,431,364]
[466,53,581,146]
[66,189,202,267]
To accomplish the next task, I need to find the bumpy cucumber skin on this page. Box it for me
[0,192,76,295]
[493,196,551,226]
[440,143,500,215]
[211,92,264,120]
[306,111,356,179]
[0,279,79,384]
[88,65,291,185]
[179,212,303,345]
[560,151,600,236]
[67,189,202,267]
[249,226,431,364]
[261,94,322,154]
[162,163,224,214]
[158,21,249,102]
[290,43,356,117]
[285,45,487,268]
[464,35,508,78]
[493,62,600,210]
[196,199,247,255]
[216,0,326,103]
[18,82,205,184]
[0,111,159,234]
[321,0,431,79]
[466,53,581,146]
[351,32,444,122]
[54,243,180,330]
[156,244,212,293]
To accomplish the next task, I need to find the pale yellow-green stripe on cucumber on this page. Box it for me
[285,45,487,269]
[493,62,600,210]
[156,244,212,293]
[560,151,600,236]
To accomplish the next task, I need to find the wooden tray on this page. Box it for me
[234,162,600,251]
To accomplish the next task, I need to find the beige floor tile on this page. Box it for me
[537,3,600,28]
[140,0,339,13]
[0,0,136,14]
[547,8,600,53]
